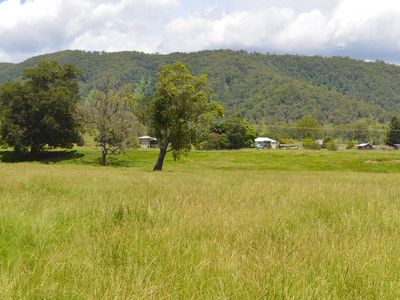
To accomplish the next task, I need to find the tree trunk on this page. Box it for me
[101,147,107,166]
[30,145,40,156]
[153,129,168,171]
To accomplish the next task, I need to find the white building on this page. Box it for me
[138,136,158,149]
[255,137,278,149]
[357,143,373,150]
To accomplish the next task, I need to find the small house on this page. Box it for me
[255,137,278,149]
[139,136,158,149]
[357,143,373,150]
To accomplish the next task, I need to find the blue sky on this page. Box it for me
[0,0,400,63]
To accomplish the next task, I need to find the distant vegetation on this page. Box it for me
[1,49,398,126]
[2,52,400,166]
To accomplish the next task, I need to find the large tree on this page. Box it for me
[0,61,82,154]
[386,116,400,146]
[295,116,322,140]
[150,62,222,171]
[80,75,141,166]
[208,116,257,150]
[350,119,370,143]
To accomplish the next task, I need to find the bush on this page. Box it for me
[302,138,321,150]
[325,141,338,151]
[76,135,85,147]
[209,116,257,149]
[346,141,355,149]
[322,136,333,148]
[279,138,298,145]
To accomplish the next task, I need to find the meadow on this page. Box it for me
[1,148,400,298]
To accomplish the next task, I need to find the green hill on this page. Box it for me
[1,50,399,125]
[264,55,400,112]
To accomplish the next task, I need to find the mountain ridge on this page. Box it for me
[0,49,398,125]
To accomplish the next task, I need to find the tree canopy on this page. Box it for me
[386,117,400,146]
[205,116,257,150]
[149,61,223,171]
[0,61,82,153]
[79,75,141,166]
[295,116,322,140]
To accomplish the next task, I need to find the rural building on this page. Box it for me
[255,137,278,149]
[138,136,158,149]
[357,143,373,150]
[279,144,300,150]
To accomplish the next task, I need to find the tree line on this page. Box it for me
[256,115,400,147]
[2,49,399,125]
[1,61,400,171]
[0,61,258,170]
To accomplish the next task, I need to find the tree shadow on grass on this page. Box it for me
[0,150,84,164]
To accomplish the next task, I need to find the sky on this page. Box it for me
[0,0,400,63]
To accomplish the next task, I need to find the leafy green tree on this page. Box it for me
[350,119,370,143]
[0,61,82,154]
[212,116,257,149]
[302,138,321,150]
[80,75,141,166]
[368,121,385,145]
[346,141,355,149]
[386,116,400,146]
[149,61,223,171]
[295,116,322,139]
[322,136,338,150]
[325,141,338,151]
[322,136,334,148]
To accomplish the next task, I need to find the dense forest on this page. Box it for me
[0,50,399,125]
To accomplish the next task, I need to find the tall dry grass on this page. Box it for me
[1,163,400,298]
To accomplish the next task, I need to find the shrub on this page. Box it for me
[322,136,333,148]
[325,141,338,151]
[279,138,298,145]
[302,138,321,150]
[346,141,355,149]
[76,135,85,147]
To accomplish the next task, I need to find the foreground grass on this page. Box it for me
[2,147,400,173]
[1,158,400,298]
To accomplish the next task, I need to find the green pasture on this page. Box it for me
[1,147,400,298]
[1,147,400,173]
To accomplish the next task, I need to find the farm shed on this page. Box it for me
[139,136,158,149]
[357,143,373,150]
[255,137,278,149]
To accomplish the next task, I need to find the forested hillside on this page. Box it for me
[1,50,399,125]
[264,55,400,112]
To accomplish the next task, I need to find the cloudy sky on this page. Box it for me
[0,0,400,63]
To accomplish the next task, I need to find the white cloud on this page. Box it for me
[163,0,400,61]
[0,0,178,61]
[1,0,400,62]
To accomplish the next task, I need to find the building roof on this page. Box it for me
[139,136,157,141]
[255,137,277,143]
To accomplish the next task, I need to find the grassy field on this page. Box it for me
[1,148,400,298]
